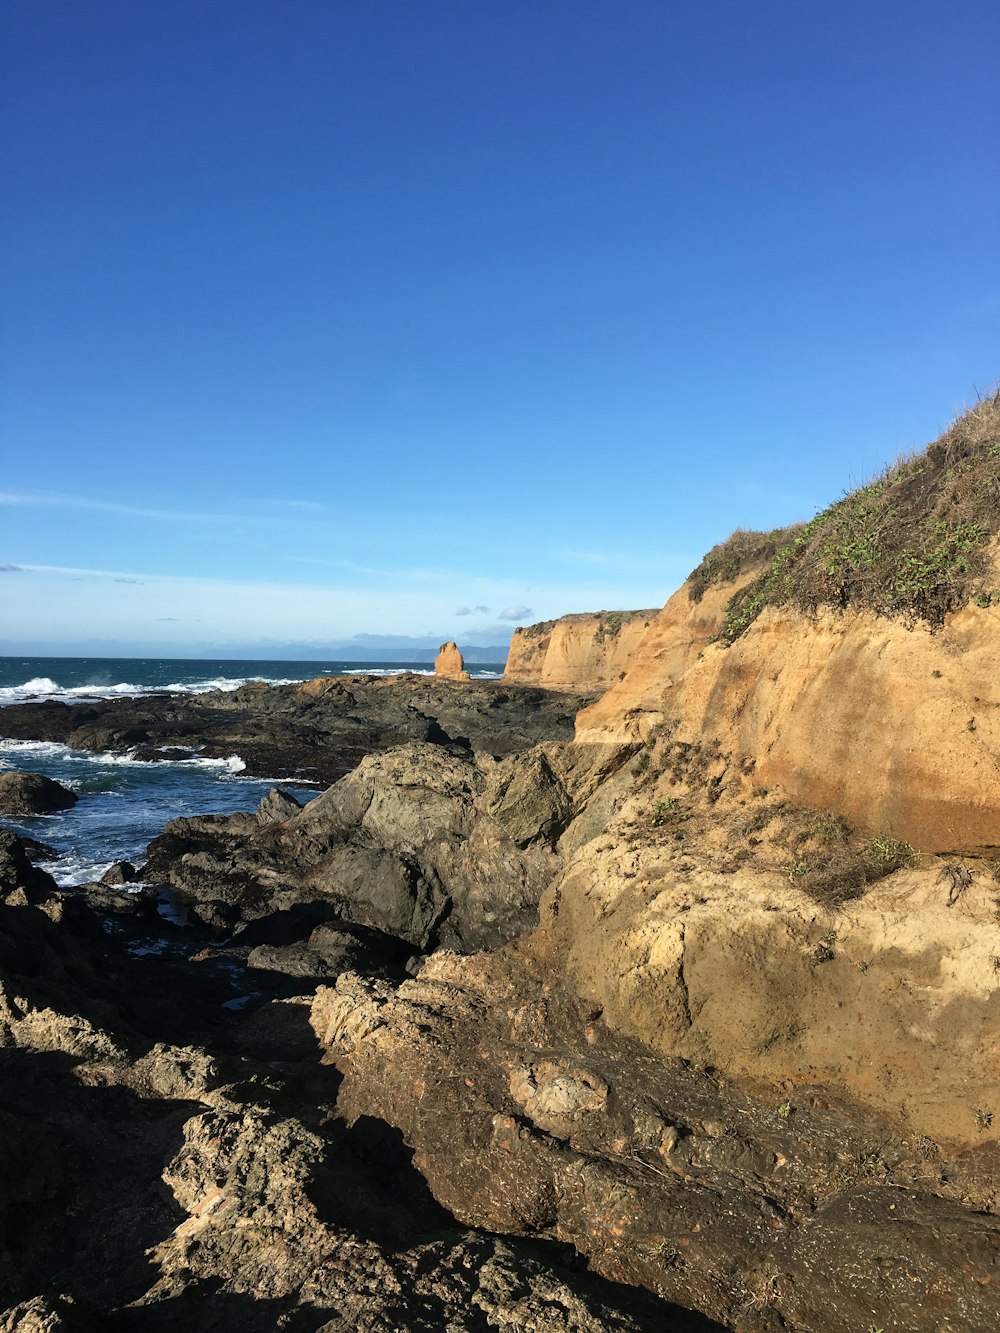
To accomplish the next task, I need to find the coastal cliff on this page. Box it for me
[3,392,999,1332]
[578,393,1000,853]
[504,609,658,690]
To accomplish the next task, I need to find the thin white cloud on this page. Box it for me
[499,604,533,620]
[0,488,334,526]
[0,489,223,523]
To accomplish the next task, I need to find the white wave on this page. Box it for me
[42,853,113,887]
[0,674,302,708]
[341,666,435,677]
[0,737,245,774]
[0,739,79,760]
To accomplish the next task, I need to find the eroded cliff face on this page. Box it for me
[577,573,1000,853]
[504,610,659,691]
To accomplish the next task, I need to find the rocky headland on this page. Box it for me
[2,392,999,1330]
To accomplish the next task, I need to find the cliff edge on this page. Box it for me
[579,392,1000,853]
[504,609,659,690]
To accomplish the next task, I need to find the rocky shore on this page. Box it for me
[2,397,998,1330]
[0,673,588,787]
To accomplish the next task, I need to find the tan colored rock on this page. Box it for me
[579,576,1000,853]
[575,580,749,742]
[434,641,471,681]
[503,610,658,690]
[545,842,1000,1149]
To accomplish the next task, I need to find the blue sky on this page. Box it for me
[2,0,998,656]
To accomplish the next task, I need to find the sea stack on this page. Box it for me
[434,641,471,681]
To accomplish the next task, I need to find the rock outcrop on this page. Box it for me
[434,641,471,681]
[0,772,77,816]
[0,833,710,1331]
[577,568,1000,853]
[143,742,569,950]
[504,610,658,690]
[4,392,1000,1331]
[0,673,590,787]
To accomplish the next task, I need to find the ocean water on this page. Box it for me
[0,654,503,707]
[0,656,502,887]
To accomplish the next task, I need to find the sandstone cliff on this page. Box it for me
[504,609,659,690]
[579,394,1000,854]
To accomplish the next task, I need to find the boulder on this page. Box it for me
[434,641,471,681]
[0,771,77,816]
[0,831,57,903]
[100,860,137,885]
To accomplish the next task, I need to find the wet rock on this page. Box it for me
[100,860,137,886]
[0,831,57,903]
[0,675,590,786]
[76,882,159,917]
[0,772,77,816]
[1,833,60,863]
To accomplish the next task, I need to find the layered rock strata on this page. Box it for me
[504,611,658,690]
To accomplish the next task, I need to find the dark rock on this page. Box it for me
[0,675,591,786]
[0,771,77,816]
[76,882,159,916]
[0,831,60,862]
[100,860,138,885]
[144,742,559,952]
[255,786,303,826]
[0,831,58,903]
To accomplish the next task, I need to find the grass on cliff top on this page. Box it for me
[518,609,658,639]
[688,389,1000,641]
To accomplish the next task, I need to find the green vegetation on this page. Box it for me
[687,525,805,603]
[594,611,626,643]
[690,389,1000,640]
[592,609,654,644]
[520,618,557,638]
[809,929,838,965]
[652,796,687,828]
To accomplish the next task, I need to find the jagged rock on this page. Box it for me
[100,860,137,885]
[0,674,589,786]
[0,831,57,903]
[435,641,471,681]
[317,952,1000,1333]
[1,833,60,863]
[144,743,561,953]
[0,772,77,816]
[255,786,303,826]
[76,881,159,916]
[0,1296,101,1332]
[483,748,574,848]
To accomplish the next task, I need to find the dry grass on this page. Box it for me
[687,525,805,603]
[698,389,1000,641]
[639,736,917,906]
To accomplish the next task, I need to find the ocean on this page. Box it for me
[0,655,504,886]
